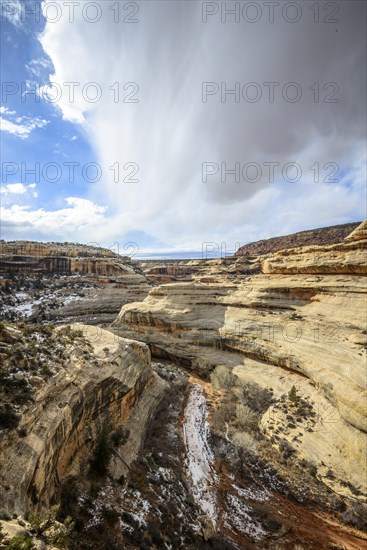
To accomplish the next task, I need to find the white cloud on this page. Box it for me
[13,0,365,248]
[0,197,108,240]
[1,182,40,201]
[0,112,49,139]
[1,0,24,28]
[0,106,16,115]
[0,183,27,194]
[26,57,52,78]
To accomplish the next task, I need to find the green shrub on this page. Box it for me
[0,404,20,430]
[6,534,35,550]
[28,505,74,549]
[110,427,129,448]
[103,507,120,525]
[288,385,300,406]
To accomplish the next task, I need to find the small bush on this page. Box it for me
[235,403,258,432]
[278,439,295,459]
[242,382,273,414]
[288,385,300,406]
[0,404,20,430]
[103,507,120,525]
[110,427,129,448]
[6,534,35,550]
[210,365,238,390]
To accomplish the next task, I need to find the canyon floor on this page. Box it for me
[0,222,366,549]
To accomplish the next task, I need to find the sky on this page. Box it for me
[0,0,366,258]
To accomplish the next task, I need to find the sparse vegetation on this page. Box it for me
[0,404,20,431]
[26,505,74,549]
[0,323,94,434]
[5,534,35,550]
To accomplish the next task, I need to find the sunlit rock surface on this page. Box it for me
[114,221,367,503]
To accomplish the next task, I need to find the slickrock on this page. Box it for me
[113,221,367,502]
[0,324,163,516]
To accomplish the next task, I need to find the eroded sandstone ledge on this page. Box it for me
[113,221,367,503]
[0,324,159,516]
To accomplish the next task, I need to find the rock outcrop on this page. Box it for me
[0,241,134,276]
[236,222,361,255]
[0,324,165,517]
[0,241,150,325]
[113,221,367,503]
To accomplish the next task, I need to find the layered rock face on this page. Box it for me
[114,221,367,503]
[0,325,163,516]
[0,241,150,324]
[140,259,208,285]
[0,241,133,276]
[140,256,262,285]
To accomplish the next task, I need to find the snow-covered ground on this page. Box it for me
[225,493,267,540]
[182,383,218,525]
[230,481,269,503]
[0,286,90,320]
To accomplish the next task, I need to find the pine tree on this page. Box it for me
[288,385,299,406]
[90,423,112,476]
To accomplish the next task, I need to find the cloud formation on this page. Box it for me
[0,183,29,194]
[0,197,108,240]
[8,1,367,248]
[0,109,49,139]
[1,0,24,28]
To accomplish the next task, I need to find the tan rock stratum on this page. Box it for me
[114,221,367,501]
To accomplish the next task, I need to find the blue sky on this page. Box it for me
[1,1,97,217]
[0,0,366,258]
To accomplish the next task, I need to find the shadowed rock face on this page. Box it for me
[113,221,367,503]
[0,325,159,516]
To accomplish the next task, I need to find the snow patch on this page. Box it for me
[232,482,269,502]
[182,383,218,524]
[225,493,266,540]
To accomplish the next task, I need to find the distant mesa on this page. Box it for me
[236,222,361,256]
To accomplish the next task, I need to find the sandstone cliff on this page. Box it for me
[0,324,166,517]
[0,241,133,276]
[113,221,367,505]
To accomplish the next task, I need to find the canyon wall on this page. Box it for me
[0,241,134,276]
[0,325,165,516]
[113,221,367,503]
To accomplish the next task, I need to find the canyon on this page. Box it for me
[0,221,366,549]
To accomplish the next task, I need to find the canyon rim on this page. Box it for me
[0,221,366,549]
